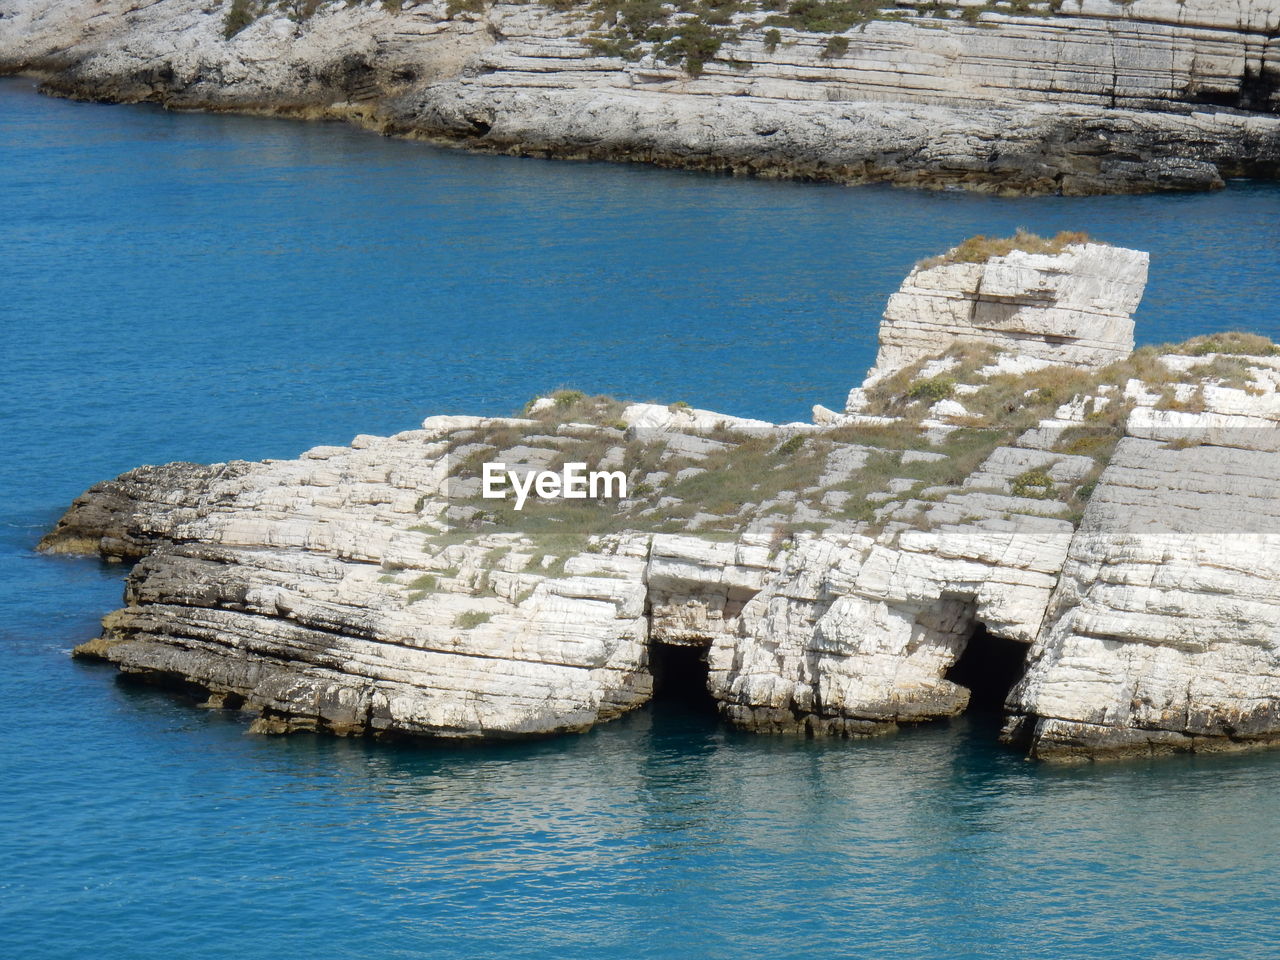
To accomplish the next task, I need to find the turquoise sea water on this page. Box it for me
[3,76,1280,958]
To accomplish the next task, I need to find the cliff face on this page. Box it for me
[1008,375,1280,758]
[4,0,1280,193]
[42,237,1280,760]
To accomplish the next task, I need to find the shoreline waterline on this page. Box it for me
[4,74,1280,960]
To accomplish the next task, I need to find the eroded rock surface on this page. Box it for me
[1008,365,1280,758]
[4,0,1280,193]
[42,240,1280,760]
[871,242,1146,374]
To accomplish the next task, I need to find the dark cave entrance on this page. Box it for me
[649,642,717,715]
[944,627,1029,716]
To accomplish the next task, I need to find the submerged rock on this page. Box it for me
[43,237,1280,760]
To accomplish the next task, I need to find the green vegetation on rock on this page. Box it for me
[224,0,259,37]
[1010,469,1055,500]
[216,0,1101,76]
[411,324,1278,575]
[917,229,1093,269]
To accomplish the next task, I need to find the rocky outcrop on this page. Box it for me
[55,417,658,738]
[866,241,1147,375]
[43,239,1280,760]
[4,0,1280,193]
[1006,363,1280,758]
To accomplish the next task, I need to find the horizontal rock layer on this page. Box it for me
[4,0,1280,192]
[861,242,1148,391]
[43,241,1280,760]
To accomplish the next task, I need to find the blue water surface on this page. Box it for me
[2,75,1279,960]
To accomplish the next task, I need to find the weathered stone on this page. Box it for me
[41,241,1280,761]
[849,242,1146,411]
[4,0,1280,194]
[1008,375,1280,760]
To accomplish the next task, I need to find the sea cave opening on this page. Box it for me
[648,642,717,715]
[944,626,1029,717]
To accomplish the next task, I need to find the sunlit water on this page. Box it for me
[2,76,1279,959]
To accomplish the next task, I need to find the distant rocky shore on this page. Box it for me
[3,0,1280,193]
[43,232,1280,761]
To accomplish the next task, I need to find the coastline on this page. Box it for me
[43,238,1280,763]
[6,0,1280,195]
[7,47,1280,959]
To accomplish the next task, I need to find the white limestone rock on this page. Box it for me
[854,243,1147,403]
[1008,374,1280,759]
[4,0,1280,194]
[620,402,773,432]
[41,239,1280,762]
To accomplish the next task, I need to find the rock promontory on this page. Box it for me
[43,233,1280,760]
[4,0,1280,193]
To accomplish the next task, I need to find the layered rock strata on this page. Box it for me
[848,239,1148,411]
[43,239,1280,760]
[1007,371,1280,758]
[4,0,1280,193]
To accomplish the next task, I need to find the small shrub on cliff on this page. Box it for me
[583,35,638,59]
[224,0,257,38]
[763,27,782,51]
[905,375,956,403]
[1010,468,1056,500]
[821,34,850,58]
[766,0,881,33]
[283,0,323,22]
[775,435,806,456]
[454,610,493,629]
[656,19,725,76]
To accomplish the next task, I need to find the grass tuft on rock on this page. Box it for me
[223,0,258,38]
[1010,469,1056,500]
[1176,332,1280,358]
[917,229,1093,270]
